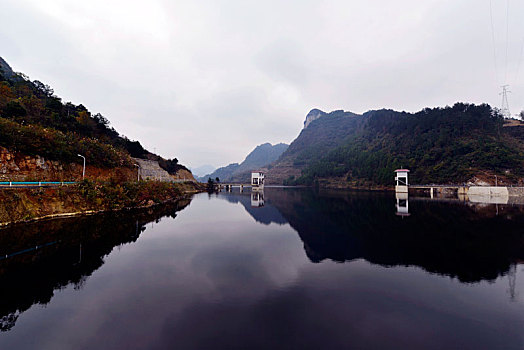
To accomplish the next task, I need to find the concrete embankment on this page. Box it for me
[468,186,509,197]
[456,186,524,205]
[408,185,524,205]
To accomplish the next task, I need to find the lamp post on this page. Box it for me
[77,154,85,180]
[134,164,140,181]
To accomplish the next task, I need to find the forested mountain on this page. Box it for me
[237,143,288,173]
[200,142,288,182]
[0,56,188,177]
[266,109,363,184]
[268,104,524,187]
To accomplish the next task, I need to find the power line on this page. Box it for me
[504,0,510,84]
[489,0,499,85]
[514,36,524,84]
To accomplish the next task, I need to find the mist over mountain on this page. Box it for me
[200,163,240,182]
[190,164,215,178]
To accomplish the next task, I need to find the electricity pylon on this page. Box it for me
[500,85,511,118]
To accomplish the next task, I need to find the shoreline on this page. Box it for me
[0,190,201,228]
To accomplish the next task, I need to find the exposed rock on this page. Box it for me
[467,177,491,186]
[133,158,175,182]
[171,169,196,182]
[304,108,326,128]
[0,146,135,182]
[35,156,47,170]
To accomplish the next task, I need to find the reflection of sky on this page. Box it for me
[0,193,523,349]
[215,190,288,226]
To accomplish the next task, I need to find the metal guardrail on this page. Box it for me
[410,184,464,188]
[0,181,76,187]
[0,180,198,187]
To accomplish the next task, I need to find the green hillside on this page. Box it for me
[0,57,186,174]
[281,110,361,168]
[277,103,524,186]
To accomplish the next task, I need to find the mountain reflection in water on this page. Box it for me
[0,189,522,349]
[0,200,190,332]
[219,188,524,282]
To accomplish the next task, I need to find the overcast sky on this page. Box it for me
[1,0,524,168]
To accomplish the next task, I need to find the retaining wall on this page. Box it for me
[467,186,509,197]
[133,158,174,182]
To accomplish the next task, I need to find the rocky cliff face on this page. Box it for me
[303,109,326,128]
[0,147,134,182]
[0,146,81,181]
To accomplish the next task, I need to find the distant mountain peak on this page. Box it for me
[199,142,289,182]
[308,108,325,114]
[253,142,272,149]
[190,164,216,177]
[304,109,326,128]
[303,109,359,129]
[0,57,15,79]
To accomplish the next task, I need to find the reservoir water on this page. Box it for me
[0,188,523,349]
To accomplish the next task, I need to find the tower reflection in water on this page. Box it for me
[396,192,410,217]
[251,189,264,207]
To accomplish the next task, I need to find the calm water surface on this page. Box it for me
[0,188,523,349]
